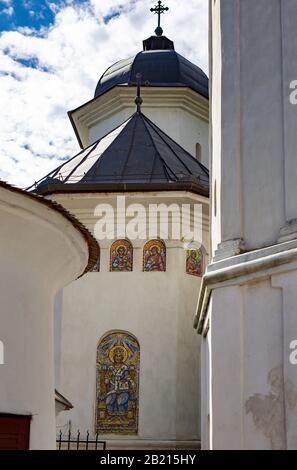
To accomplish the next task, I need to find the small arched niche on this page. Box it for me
[143,239,166,272]
[186,245,206,277]
[110,239,133,272]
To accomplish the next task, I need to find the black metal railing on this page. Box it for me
[56,430,106,450]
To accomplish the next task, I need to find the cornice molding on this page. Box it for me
[69,87,209,149]
[194,238,297,334]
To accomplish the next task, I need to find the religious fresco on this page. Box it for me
[96,331,140,435]
[143,239,166,272]
[110,240,133,272]
[186,248,204,277]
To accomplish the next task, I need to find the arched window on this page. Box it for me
[91,247,100,272]
[110,240,133,272]
[196,143,202,162]
[143,239,166,272]
[96,330,140,435]
[186,246,205,277]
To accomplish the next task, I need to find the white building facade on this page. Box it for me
[33,29,210,448]
[196,0,297,450]
[0,182,98,449]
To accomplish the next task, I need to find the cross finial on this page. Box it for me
[150,1,169,37]
[135,73,143,113]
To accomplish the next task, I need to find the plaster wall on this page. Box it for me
[211,0,297,258]
[203,270,297,450]
[0,187,89,449]
[197,0,297,450]
[52,192,209,443]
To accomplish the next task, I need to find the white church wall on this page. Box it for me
[209,0,222,259]
[52,191,209,445]
[210,0,297,260]
[56,249,201,441]
[0,185,90,449]
[204,273,297,450]
[238,1,285,250]
[271,270,297,449]
[54,289,63,389]
[200,303,211,450]
[197,0,297,450]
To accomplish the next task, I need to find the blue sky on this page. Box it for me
[0,0,208,187]
[0,1,89,31]
[0,0,125,35]
[0,1,61,31]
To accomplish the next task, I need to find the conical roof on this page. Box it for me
[31,112,209,196]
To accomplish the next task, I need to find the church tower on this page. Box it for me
[31,3,209,449]
[68,4,208,166]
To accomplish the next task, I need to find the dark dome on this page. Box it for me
[94,47,209,100]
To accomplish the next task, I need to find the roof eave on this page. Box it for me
[0,181,99,276]
[68,84,209,150]
[68,109,84,149]
[34,181,209,198]
[55,389,73,410]
[68,84,127,150]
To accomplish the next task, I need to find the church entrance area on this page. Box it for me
[0,414,31,450]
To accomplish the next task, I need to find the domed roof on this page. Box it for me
[94,36,209,99]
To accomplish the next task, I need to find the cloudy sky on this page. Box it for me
[0,0,208,188]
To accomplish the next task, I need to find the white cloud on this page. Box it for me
[1,7,14,16]
[0,0,208,188]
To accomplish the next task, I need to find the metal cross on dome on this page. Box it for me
[134,73,143,113]
[150,1,169,37]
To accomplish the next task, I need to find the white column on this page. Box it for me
[278,0,297,240]
[272,272,297,449]
[197,0,297,449]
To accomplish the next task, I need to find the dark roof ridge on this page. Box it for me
[118,112,139,182]
[140,113,177,181]
[64,141,100,183]
[143,113,193,177]
[97,56,130,85]
[26,114,136,191]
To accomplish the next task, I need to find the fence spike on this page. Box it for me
[86,430,89,450]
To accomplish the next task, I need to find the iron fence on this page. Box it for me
[56,430,106,450]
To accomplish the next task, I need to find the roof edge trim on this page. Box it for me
[0,180,99,276]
